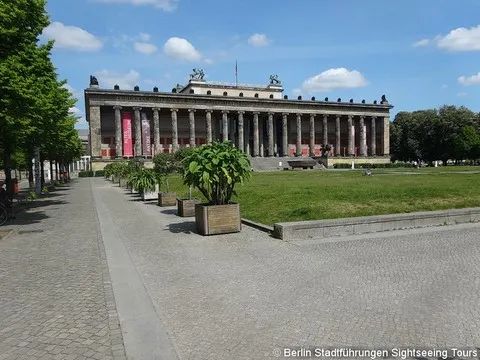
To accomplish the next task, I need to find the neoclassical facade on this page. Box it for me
[84,75,393,169]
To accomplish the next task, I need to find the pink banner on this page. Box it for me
[122,112,133,157]
[141,112,151,156]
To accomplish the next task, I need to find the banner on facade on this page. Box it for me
[141,112,151,156]
[122,112,133,157]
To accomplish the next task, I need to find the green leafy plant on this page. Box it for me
[129,168,158,193]
[153,152,178,193]
[174,147,195,199]
[26,191,36,201]
[42,186,49,194]
[104,163,115,178]
[182,141,252,205]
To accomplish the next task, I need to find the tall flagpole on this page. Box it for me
[235,60,238,87]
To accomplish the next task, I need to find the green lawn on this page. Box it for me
[165,170,480,226]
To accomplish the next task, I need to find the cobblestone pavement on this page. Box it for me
[92,178,480,360]
[0,180,126,360]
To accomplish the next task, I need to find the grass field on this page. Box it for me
[165,169,480,226]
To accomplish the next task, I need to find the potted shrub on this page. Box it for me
[183,141,251,235]
[153,152,177,207]
[125,160,143,194]
[175,147,201,217]
[129,168,159,201]
[104,163,114,181]
[117,162,130,188]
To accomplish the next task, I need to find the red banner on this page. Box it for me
[122,112,133,157]
[141,112,151,156]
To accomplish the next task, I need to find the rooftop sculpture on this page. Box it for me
[190,68,205,80]
[89,75,99,86]
[269,74,281,85]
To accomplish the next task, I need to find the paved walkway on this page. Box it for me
[0,180,126,360]
[2,178,480,359]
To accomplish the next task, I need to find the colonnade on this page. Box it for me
[99,106,388,158]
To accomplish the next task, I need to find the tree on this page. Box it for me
[0,0,51,195]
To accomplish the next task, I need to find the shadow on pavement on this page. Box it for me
[3,182,73,228]
[166,221,196,234]
[160,208,177,215]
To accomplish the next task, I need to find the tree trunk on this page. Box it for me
[55,161,59,181]
[40,155,45,187]
[28,156,34,188]
[49,160,54,184]
[3,150,13,198]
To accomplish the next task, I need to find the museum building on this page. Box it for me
[84,72,393,170]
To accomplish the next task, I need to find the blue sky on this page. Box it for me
[42,0,480,129]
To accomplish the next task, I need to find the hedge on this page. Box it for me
[78,170,105,177]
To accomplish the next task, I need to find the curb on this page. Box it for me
[273,207,480,241]
[241,218,274,234]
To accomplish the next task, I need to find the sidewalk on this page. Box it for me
[0,179,126,360]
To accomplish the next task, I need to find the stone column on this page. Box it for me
[322,114,328,145]
[335,115,341,156]
[267,112,274,157]
[309,114,315,157]
[347,115,354,156]
[371,116,376,156]
[360,116,366,156]
[222,111,229,142]
[114,106,122,158]
[296,114,302,157]
[253,112,259,157]
[153,108,160,154]
[89,106,101,158]
[282,113,288,157]
[383,116,390,156]
[205,110,213,144]
[188,109,196,147]
[171,109,179,151]
[133,107,142,157]
[245,117,250,155]
[238,111,245,152]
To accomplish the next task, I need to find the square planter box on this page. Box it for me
[158,192,177,207]
[195,203,241,235]
[177,198,201,217]
[142,185,159,201]
[119,178,128,188]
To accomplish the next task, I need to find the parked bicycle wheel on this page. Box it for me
[0,204,8,226]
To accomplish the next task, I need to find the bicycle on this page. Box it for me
[0,202,9,226]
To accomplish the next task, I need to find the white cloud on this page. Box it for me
[204,58,214,65]
[43,22,103,51]
[134,42,157,55]
[62,83,79,97]
[301,68,368,93]
[138,33,151,42]
[163,37,202,62]
[436,25,480,51]
[457,92,468,97]
[94,0,178,11]
[248,33,270,47]
[458,72,480,86]
[94,70,141,89]
[69,106,82,116]
[292,88,302,96]
[413,39,430,47]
